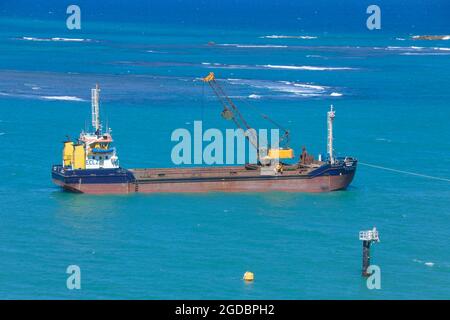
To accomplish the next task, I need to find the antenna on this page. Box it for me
[327,105,335,164]
[91,84,101,133]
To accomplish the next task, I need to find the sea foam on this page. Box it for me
[227,78,331,97]
[21,37,91,42]
[260,35,317,39]
[217,43,288,48]
[41,96,85,102]
[201,62,354,71]
[263,64,354,71]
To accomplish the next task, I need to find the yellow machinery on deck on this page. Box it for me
[62,141,86,169]
[268,148,294,159]
[63,141,74,167]
[72,144,86,170]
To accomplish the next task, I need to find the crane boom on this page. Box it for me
[202,72,294,161]
[203,72,258,150]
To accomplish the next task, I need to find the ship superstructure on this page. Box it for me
[52,77,357,194]
[61,84,119,171]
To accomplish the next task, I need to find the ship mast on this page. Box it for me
[91,84,101,134]
[327,105,335,164]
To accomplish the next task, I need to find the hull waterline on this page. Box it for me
[51,161,357,195]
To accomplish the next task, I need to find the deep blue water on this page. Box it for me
[0,2,449,299]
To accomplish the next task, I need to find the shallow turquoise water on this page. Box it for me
[0,13,449,299]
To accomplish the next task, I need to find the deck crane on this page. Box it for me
[202,72,294,164]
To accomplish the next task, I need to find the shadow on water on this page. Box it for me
[50,190,133,232]
[49,186,361,218]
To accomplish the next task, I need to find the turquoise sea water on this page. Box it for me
[0,8,449,299]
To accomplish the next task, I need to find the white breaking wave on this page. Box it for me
[202,62,229,66]
[41,96,85,102]
[401,52,450,56]
[260,35,317,39]
[51,37,87,42]
[263,64,355,71]
[21,36,91,42]
[201,62,253,70]
[384,45,450,55]
[387,46,424,51]
[236,44,288,48]
[22,37,51,42]
[227,78,330,97]
[375,138,392,142]
[248,94,261,99]
[217,43,288,48]
[201,62,355,71]
[386,46,449,52]
[288,82,326,90]
[412,35,450,40]
[413,259,435,267]
[330,92,343,97]
[2,92,85,101]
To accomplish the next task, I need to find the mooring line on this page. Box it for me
[359,162,450,183]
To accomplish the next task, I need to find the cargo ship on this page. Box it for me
[52,74,357,194]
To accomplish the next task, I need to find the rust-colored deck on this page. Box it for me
[129,164,319,181]
[123,163,353,194]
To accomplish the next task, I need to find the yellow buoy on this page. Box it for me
[243,271,254,282]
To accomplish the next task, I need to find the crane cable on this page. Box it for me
[237,93,291,148]
[201,81,205,122]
